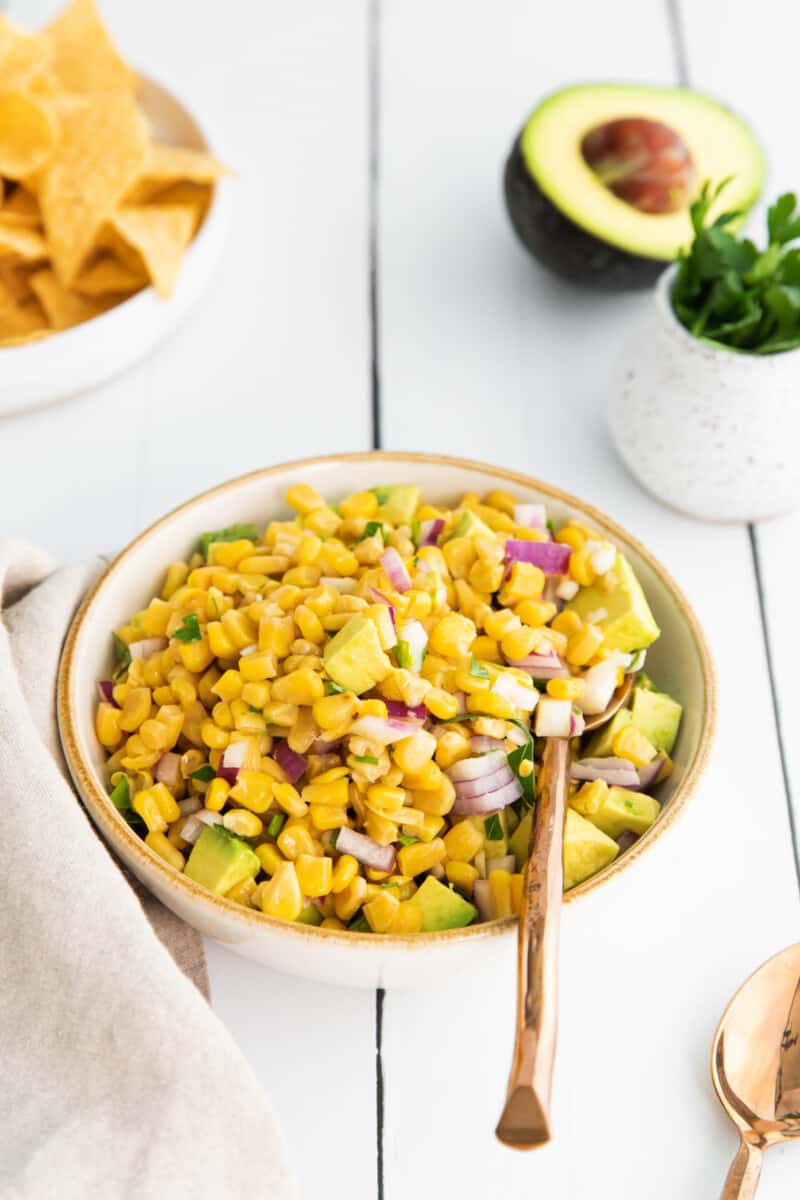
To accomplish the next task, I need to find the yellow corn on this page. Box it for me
[489,868,512,919]
[255,842,285,875]
[612,725,658,767]
[204,777,230,812]
[331,854,359,894]
[145,830,185,871]
[397,838,446,877]
[309,804,349,832]
[422,687,458,721]
[546,677,585,701]
[364,890,400,932]
[161,561,189,600]
[569,547,595,587]
[428,613,476,659]
[393,731,437,774]
[226,875,258,907]
[260,861,304,921]
[302,777,349,808]
[211,669,243,702]
[271,667,325,706]
[500,625,540,661]
[119,687,151,733]
[223,808,264,838]
[95,702,122,748]
[445,860,479,894]
[498,562,545,606]
[515,599,558,628]
[571,778,609,816]
[468,558,504,594]
[565,624,604,667]
[443,819,484,862]
[271,781,308,819]
[277,822,321,860]
[411,775,455,817]
[551,610,583,636]
[333,875,368,921]
[229,769,273,813]
[296,854,333,897]
[321,916,346,930]
[392,901,424,933]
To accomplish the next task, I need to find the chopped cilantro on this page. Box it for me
[111,632,131,679]
[267,813,286,838]
[200,524,258,562]
[484,813,503,841]
[248,705,262,714]
[378,882,399,890]
[355,754,379,764]
[410,519,421,545]
[546,519,556,536]
[189,765,216,782]
[372,487,390,505]
[469,655,490,680]
[326,681,345,694]
[330,828,340,849]
[173,613,202,643]
[347,913,372,931]
[357,520,385,542]
[396,833,419,847]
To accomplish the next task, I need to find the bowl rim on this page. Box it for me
[57,450,717,949]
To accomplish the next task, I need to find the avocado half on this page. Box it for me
[504,83,765,291]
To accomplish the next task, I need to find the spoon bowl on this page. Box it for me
[712,944,800,1198]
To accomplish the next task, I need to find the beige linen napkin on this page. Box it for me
[0,541,298,1200]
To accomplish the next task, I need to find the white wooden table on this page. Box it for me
[4,1,800,1195]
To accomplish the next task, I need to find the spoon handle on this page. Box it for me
[495,736,569,1149]
[721,1138,763,1199]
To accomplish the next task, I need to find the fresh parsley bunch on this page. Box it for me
[672,181,800,353]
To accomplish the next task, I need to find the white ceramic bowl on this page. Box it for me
[57,453,716,990]
[609,266,800,521]
[0,76,232,417]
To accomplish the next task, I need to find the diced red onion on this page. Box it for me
[178,795,203,817]
[274,740,307,784]
[385,700,427,722]
[506,539,571,575]
[454,764,514,799]
[447,750,507,783]
[454,691,467,714]
[534,698,573,737]
[181,809,223,844]
[628,649,647,674]
[486,854,516,875]
[349,715,422,745]
[155,751,181,790]
[570,757,640,787]
[507,651,570,681]
[586,541,617,575]
[636,756,664,790]
[514,503,546,530]
[473,879,492,921]
[505,723,529,747]
[335,826,396,873]
[576,660,618,716]
[129,636,168,660]
[380,547,411,592]
[569,710,586,737]
[453,775,522,816]
[491,673,538,713]
[470,735,506,753]
[217,739,248,784]
[97,679,119,707]
[418,518,444,546]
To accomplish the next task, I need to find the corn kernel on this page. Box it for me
[364,890,400,932]
[443,819,484,862]
[489,868,512,919]
[565,624,604,667]
[296,854,333,896]
[309,804,349,832]
[546,677,585,701]
[428,612,477,659]
[302,777,349,807]
[212,669,244,702]
[145,830,185,871]
[551,610,583,636]
[95,702,122,748]
[445,860,479,894]
[260,861,304,921]
[223,808,264,838]
[161,561,188,600]
[271,667,325,706]
[569,547,595,587]
[331,854,359,893]
[612,725,657,767]
[277,822,320,860]
[393,901,424,933]
[423,687,459,721]
[256,842,285,875]
[229,769,273,813]
[500,625,540,661]
[571,778,609,816]
[397,838,446,877]
[204,777,230,812]
[515,599,558,628]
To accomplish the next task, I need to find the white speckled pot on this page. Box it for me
[608,266,800,521]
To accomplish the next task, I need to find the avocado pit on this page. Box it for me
[580,117,696,215]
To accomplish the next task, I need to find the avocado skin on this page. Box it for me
[503,137,664,292]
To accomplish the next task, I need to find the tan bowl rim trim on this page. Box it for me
[57,450,718,950]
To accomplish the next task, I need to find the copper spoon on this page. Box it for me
[711,944,800,1198]
[495,675,634,1149]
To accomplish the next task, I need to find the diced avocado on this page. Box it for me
[445,508,494,542]
[563,808,619,890]
[372,485,420,526]
[510,808,533,870]
[408,876,477,930]
[297,903,323,926]
[636,672,657,692]
[583,708,632,758]
[184,824,260,895]
[323,615,391,695]
[565,553,660,652]
[630,687,682,755]
[571,785,660,840]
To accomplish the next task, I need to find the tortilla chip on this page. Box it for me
[0,16,53,91]
[0,328,50,347]
[74,252,146,296]
[30,267,114,330]
[140,181,211,233]
[109,204,195,298]
[0,92,57,179]
[43,0,135,94]
[0,220,48,262]
[0,185,42,228]
[0,260,37,302]
[137,142,228,186]
[37,91,149,284]
[0,295,49,339]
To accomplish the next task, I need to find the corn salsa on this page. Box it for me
[95,483,682,933]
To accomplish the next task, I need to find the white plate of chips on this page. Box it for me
[0,0,232,415]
